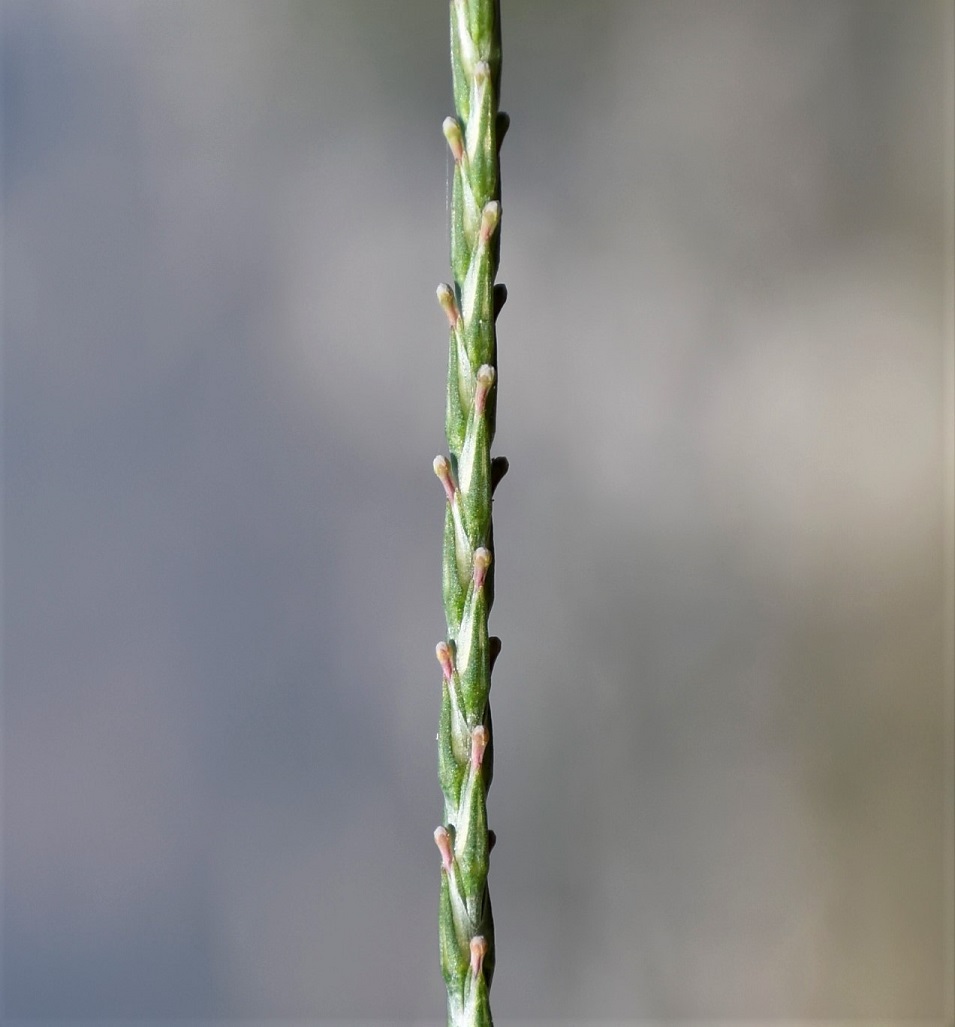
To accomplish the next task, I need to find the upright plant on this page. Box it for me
[432,1,506,1025]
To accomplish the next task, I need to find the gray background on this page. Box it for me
[2,0,952,1021]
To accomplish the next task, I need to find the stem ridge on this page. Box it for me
[435,2,504,1025]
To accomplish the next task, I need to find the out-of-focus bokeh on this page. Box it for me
[2,0,951,1021]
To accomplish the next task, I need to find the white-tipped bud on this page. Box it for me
[479,201,501,244]
[469,935,488,977]
[436,283,460,327]
[435,641,454,681]
[434,826,454,871]
[474,364,496,414]
[472,547,492,588]
[433,455,456,504]
[473,61,491,85]
[442,117,465,163]
[470,725,489,768]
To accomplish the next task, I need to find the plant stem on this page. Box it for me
[433,2,506,1025]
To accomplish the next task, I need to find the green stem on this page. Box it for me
[433,2,506,1025]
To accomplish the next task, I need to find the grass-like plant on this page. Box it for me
[432,1,506,1024]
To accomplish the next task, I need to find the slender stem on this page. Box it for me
[433,2,506,1025]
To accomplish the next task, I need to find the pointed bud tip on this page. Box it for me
[474,365,496,413]
[473,547,492,588]
[442,117,465,162]
[479,201,501,242]
[470,935,488,977]
[489,635,502,668]
[474,61,491,84]
[435,641,454,680]
[491,457,509,493]
[433,456,456,503]
[470,725,489,767]
[436,283,460,327]
[434,826,454,871]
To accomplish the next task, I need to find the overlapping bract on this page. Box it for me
[434,2,505,1025]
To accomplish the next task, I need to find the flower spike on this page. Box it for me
[435,2,505,1023]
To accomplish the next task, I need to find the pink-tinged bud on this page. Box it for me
[470,725,489,768]
[469,935,488,977]
[436,283,460,327]
[472,547,492,588]
[474,365,496,414]
[433,455,456,504]
[434,826,454,871]
[442,117,465,163]
[487,829,497,852]
[479,201,501,243]
[435,641,454,681]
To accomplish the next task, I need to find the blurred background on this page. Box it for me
[2,0,952,1021]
